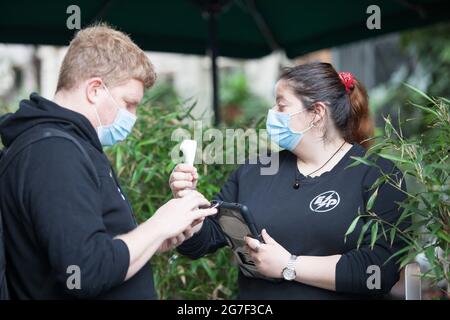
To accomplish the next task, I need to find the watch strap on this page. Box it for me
[287,255,297,270]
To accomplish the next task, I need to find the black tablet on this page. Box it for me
[212,200,277,281]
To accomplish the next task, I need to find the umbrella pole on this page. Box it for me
[207,7,221,126]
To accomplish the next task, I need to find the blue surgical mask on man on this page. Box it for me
[94,84,137,147]
[266,108,314,151]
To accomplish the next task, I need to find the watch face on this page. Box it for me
[282,268,296,281]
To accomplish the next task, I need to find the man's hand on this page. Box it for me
[116,190,215,281]
[152,190,216,239]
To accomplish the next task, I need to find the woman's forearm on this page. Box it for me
[294,254,341,291]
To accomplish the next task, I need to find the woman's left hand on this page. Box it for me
[157,227,195,253]
[245,229,292,279]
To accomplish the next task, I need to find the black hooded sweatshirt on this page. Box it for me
[0,93,156,299]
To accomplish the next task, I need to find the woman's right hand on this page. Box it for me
[169,164,198,198]
[168,164,206,236]
[152,190,216,239]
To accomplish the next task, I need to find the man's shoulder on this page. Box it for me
[26,129,87,160]
[12,127,99,177]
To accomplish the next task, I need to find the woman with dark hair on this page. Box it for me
[170,62,408,299]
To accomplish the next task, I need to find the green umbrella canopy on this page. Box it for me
[0,0,448,124]
[1,0,448,58]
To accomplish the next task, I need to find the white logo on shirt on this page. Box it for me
[310,190,340,212]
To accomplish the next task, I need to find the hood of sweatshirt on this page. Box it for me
[0,93,102,152]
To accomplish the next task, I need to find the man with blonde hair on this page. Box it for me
[0,24,216,299]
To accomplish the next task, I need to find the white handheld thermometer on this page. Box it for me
[180,139,197,166]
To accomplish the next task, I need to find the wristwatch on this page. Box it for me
[282,255,298,281]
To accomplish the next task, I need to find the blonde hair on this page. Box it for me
[56,23,156,92]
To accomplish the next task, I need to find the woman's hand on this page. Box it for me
[169,164,207,235]
[169,164,198,198]
[157,227,195,253]
[245,229,291,279]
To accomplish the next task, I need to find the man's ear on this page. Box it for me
[85,77,103,104]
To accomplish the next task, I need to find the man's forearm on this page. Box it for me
[294,254,341,291]
[116,217,166,281]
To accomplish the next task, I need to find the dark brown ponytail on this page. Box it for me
[347,78,374,148]
[279,62,374,148]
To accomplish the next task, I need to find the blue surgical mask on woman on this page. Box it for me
[94,84,137,147]
[266,108,314,151]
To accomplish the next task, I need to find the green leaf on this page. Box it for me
[357,220,373,249]
[404,83,434,104]
[409,102,440,118]
[116,147,122,169]
[378,153,411,164]
[399,251,421,269]
[344,216,361,242]
[384,115,393,138]
[424,247,436,266]
[370,222,379,249]
[436,230,450,243]
[367,188,379,211]
[346,156,375,169]
[389,224,397,245]
[384,245,411,265]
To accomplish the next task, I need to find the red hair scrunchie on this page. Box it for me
[338,71,354,93]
